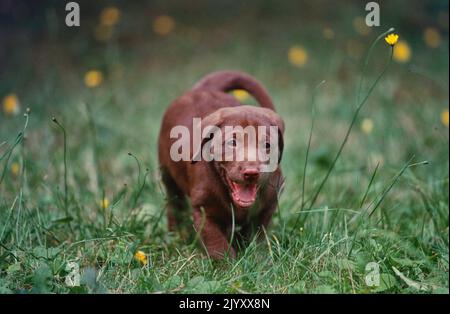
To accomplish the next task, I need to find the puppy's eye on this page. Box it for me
[227,139,237,148]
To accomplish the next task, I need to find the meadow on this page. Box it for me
[0,1,448,293]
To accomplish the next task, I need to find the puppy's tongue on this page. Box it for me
[231,182,257,207]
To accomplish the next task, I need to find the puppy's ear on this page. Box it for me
[267,111,285,134]
[191,110,224,164]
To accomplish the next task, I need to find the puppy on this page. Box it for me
[158,71,285,259]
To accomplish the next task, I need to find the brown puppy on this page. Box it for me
[158,71,285,259]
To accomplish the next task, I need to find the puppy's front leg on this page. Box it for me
[258,203,277,231]
[193,208,236,259]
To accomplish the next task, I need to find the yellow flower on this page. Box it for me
[84,70,104,88]
[11,162,20,176]
[385,33,399,46]
[361,118,374,134]
[153,15,175,36]
[423,27,441,48]
[322,27,335,40]
[134,250,148,265]
[393,41,411,63]
[232,89,249,101]
[2,94,20,115]
[441,109,449,127]
[353,16,371,36]
[100,7,121,27]
[288,46,308,67]
[101,197,110,209]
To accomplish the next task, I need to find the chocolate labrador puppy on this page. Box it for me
[158,71,285,259]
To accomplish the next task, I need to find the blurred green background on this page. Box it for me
[0,0,448,293]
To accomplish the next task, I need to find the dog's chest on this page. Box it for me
[233,199,262,226]
[247,199,262,222]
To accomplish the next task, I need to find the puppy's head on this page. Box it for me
[192,106,284,209]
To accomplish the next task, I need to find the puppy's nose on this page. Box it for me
[243,168,259,181]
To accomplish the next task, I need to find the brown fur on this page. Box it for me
[158,71,285,259]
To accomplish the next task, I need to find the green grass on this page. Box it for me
[0,0,448,293]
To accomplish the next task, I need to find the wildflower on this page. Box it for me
[384,33,399,46]
[84,70,104,88]
[232,89,249,101]
[100,7,121,27]
[288,46,308,67]
[353,16,371,36]
[101,197,110,209]
[11,162,20,176]
[441,109,449,127]
[393,41,411,63]
[153,15,175,36]
[423,27,441,48]
[134,250,148,265]
[361,118,374,134]
[2,94,20,115]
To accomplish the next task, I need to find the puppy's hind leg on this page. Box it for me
[161,169,187,231]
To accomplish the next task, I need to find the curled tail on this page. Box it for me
[192,71,275,111]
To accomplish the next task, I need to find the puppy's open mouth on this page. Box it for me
[227,179,258,209]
